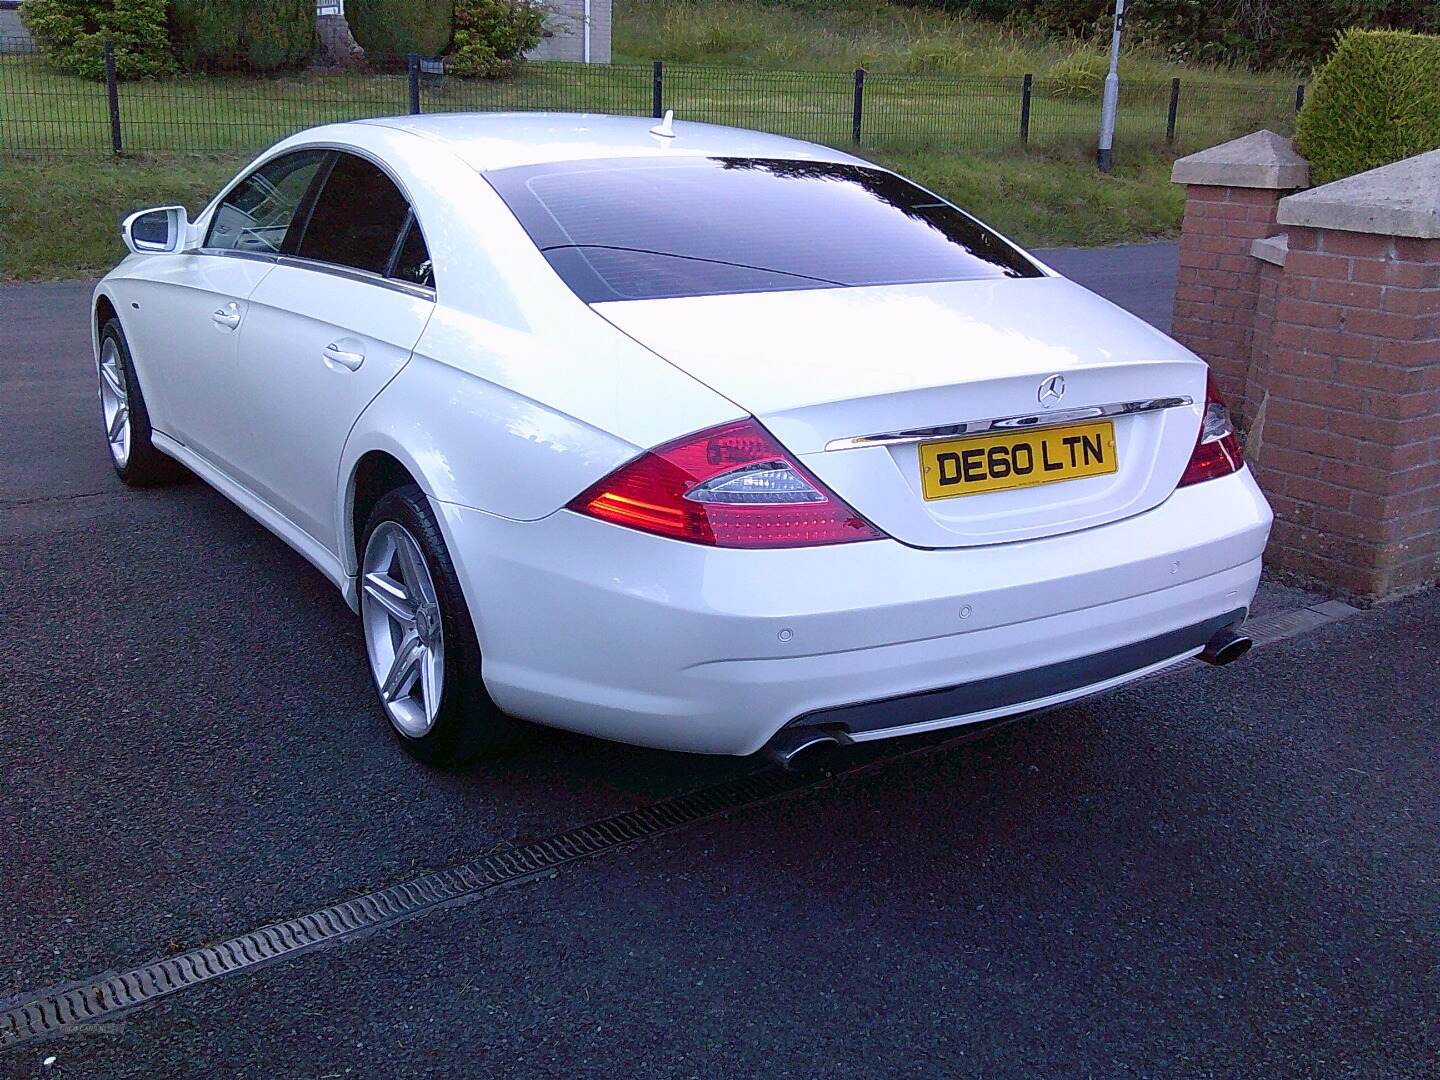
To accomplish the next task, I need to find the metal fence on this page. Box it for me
[0,37,1304,161]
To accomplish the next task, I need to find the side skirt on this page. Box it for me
[152,431,353,601]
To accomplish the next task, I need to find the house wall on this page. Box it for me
[526,0,612,64]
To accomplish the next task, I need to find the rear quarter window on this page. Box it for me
[484,156,1040,302]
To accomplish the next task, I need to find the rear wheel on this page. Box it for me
[359,485,523,766]
[97,318,182,486]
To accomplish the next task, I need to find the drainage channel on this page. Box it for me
[0,599,1358,1050]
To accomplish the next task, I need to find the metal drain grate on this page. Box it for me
[0,599,1358,1050]
[0,766,816,1049]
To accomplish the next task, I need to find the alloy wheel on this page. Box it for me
[98,337,131,468]
[361,521,446,738]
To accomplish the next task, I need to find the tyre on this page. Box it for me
[96,317,183,486]
[359,484,523,766]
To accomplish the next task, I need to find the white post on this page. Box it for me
[1096,0,1125,173]
[583,0,592,64]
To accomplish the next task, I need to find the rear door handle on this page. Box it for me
[322,342,365,371]
[211,303,241,331]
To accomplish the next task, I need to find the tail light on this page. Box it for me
[1178,374,1243,487]
[568,418,885,548]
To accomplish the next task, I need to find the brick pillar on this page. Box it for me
[1250,151,1440,600]
[1170,131,1310,425]
[1245,251,1286,426]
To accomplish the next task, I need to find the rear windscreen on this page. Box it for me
[484,156,1041,302]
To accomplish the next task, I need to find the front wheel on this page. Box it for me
[97,318,182,486]
[359,485,524,766]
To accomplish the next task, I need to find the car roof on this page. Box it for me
[355,111,868,172]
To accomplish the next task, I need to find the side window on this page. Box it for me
[296,152,411,275]
[390,215,434,289]
[205,150,327,254]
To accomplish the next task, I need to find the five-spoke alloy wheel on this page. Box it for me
[98,335,131,469]
[95,318,181,486]
[362,521,447,738]
[358,485,522,765]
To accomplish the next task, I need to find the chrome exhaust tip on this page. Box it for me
[763,728,845,772]
[1200,626,1252,666]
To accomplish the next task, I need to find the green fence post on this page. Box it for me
[1166,77,1180,145]
[652,61,664,119]
[1020,73,1032,147]
[103,41,122,156]
[852,69,865,146]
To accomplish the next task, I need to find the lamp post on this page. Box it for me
[1096,0,1125,173]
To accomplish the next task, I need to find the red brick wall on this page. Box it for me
[1171,185,1288,420]
[1247,228,1440,598]
[1245,259,1284,426]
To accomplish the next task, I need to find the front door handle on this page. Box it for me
[323,342,365,371]
[211,303,241,331]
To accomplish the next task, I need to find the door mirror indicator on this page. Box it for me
[121,206,192,255]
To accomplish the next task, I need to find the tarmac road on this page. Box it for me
[2,247,1436,1078]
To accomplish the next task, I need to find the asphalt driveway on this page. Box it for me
[1,247,1436,1078]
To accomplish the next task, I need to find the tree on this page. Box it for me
[346,0,454,60]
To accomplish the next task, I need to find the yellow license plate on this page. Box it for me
[919,420,1118,500]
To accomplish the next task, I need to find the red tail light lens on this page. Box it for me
[1178,374,1243,487]
[568,418,886,548]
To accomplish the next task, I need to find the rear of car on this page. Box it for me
[442,146,1272,756]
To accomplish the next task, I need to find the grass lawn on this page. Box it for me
[0,0,1301,279]
[0,156,247,280]
[0,147,1183,282]
[613,0,1288,81]
[0,50,1296,158]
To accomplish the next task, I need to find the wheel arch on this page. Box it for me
[343,444,431,579]
[94,293,119,335]
[92,288,121,360]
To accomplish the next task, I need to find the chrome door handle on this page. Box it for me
[211,303,241,330]
[322,342,365,371]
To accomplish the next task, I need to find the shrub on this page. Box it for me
[347,0,453,60]
[21,0,175,80]
[903,0,1440,69]
[448,0,546,78]
[168,0,315,73]
[1294,28,1440,184]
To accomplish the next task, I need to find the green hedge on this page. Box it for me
[1295,28,1440,185]
[21,0,175,80]
[346,0,453,59]
[168,0,315,72]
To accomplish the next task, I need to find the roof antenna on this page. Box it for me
[649,109,676,139]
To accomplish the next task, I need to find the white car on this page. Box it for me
[94,112,1272,769]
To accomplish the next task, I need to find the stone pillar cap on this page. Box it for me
[1170,129,1310,189]
[1277,149,1440,239]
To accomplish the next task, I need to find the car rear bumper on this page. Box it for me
[788,606,1247,740]
[435,467,1272,756]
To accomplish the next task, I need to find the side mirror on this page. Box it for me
[121,206,191,255]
